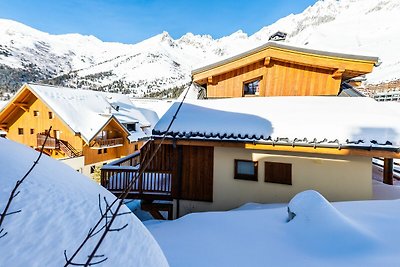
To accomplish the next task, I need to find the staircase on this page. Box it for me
[59,140,83,158]
[141,200,173,220]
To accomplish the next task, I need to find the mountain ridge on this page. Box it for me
[1,0,399,99]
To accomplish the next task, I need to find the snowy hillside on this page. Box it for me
[0,138,168,266]
[0,0,399,97]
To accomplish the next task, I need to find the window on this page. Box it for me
[103,148,107,153]
[48,112,53,119]
[234,159,258,181]
[90,166,96,174]
[18,128,24,135]
[30,129,34,134]
[134,144,139,151]
[33,110,39,116]
[243,79,260,96]
[97,149,102,155]
[126,123,136,132]
[265,162,292,185]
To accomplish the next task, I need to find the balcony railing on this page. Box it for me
[37,134,82,158]
[101,151,172,200]
[37,134,59,149]
[93,137,124,148]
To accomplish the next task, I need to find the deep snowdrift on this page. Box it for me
[0,138,168,267]
[148,190,400,267]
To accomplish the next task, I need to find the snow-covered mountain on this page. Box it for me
[0,0,399,98]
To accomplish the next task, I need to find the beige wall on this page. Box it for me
[177,147,372,216]
[61,156,85,173]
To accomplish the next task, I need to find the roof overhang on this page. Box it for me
[192,42,379,84]
[152,138,400,159]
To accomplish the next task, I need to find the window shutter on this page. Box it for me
[265,162,292,185]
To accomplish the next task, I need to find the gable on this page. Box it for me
[192,42,378,97]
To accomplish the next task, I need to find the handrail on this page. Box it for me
[100,150,172,198]
[37,134,58,148]
[94,137,124,147]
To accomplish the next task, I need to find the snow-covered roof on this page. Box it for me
[0,101,8,111]
[24,83,151,143]
[153,96,400,150]
[192,41,380,75]
[0,138,168,266]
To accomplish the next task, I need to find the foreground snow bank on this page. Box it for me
[148,190,400,267]
[0,139,168,267]
[287,190,378,256]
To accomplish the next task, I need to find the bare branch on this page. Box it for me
[109,224,128,232]
[0,126,52,238]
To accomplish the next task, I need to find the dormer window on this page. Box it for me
[126,123,136,132]
[243,79,260,96]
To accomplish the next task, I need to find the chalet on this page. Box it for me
[0,83,153,177]
[101,96,400,219]
[192,42,379,98]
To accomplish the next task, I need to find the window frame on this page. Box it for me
[264,161,292,185]
[242,77,262,96]
[234,159,258,181]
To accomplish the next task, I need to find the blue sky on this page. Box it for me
[0,0,317,44]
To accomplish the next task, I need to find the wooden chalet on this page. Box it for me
[192,42,379,98]
[0,83,152,177]
[102,96,400,219]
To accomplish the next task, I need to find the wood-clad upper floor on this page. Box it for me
[0,84,136,164]
[192,42,379,98]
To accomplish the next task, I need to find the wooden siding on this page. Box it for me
[0,85,138,166]
[2,91,83,151]
[141,142,214,202]
[194,45,376,98]
[180,145,214,201]
[206,59,342,97]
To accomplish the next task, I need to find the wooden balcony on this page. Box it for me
[37,134,82,157]
[37,134,59,149]
[93,137,124,148]
[100,151,172,201]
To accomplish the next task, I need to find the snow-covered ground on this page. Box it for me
[147,184,400,267]
[0,138,168,267]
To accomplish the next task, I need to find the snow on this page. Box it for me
[23,83,151,143]
[154,96,400,148]
[0,100,7,111]
[147,186,400,267]
[0,138,168,267]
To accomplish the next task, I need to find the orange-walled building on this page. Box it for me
[0,83,153,177]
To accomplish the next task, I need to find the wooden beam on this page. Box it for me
[193,46,376,82]
[154,139,400,158]
[207,76,218,85]
[264,57,271,66]
[332,68,345,79]
[383,158,394,185]
[12,102,29,112]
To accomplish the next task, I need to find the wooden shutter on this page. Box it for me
[265,162,292,185]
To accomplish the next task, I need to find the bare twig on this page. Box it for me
[0,126,52,239]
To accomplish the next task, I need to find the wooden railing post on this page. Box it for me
[384,158,394,185]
